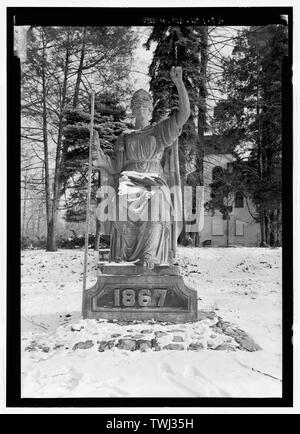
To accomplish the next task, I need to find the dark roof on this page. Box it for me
[203,135,235,156]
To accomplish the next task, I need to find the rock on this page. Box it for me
[25,344,37,352]
[188,342,204,351]
[210,326,222,335]
[207,341,217,349]
[117,339,137,351]
[151,338,161,351]
[172,335,184,343]
[71,324,84,332]
[72,340,94,351]
[197,311,218,321]
[98,340,115,352]
[236,337,262,352]
[163,344,185,351]
[214,344,236,352]
[215,319,262,352]
[26,342,50,353]
[155,331,168,338]
[136,340,152,352]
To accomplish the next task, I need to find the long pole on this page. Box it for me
[82,91,95,292]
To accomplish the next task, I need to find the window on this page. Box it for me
[212,218,224,236]
[235,219,245,236]
[235,191,244,208]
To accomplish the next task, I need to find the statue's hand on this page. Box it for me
[170,66,183,86]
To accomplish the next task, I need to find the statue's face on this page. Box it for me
[132,103,152,123]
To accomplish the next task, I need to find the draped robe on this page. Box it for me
[93,114,183,266]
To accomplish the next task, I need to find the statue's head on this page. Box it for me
[131,89,153,122]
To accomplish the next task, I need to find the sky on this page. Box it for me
[129,27,153,91]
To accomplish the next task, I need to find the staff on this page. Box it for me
[82,91,95,292]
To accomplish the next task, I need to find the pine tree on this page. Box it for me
[145,26,208,244]
[212,25,288,246]
[62,92,133,222]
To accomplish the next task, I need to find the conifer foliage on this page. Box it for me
[145,26,208,176]
[62,93,133,222]
[145,26,209,244]
[210,25,288,246]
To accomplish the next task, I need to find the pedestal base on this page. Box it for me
[82,263,198,323]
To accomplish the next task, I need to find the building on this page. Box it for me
[190,135,261,247]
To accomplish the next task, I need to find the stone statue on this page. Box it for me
[83,67,197,321]
[92,66,190,269]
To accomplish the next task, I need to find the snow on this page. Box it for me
[21,247,282,398]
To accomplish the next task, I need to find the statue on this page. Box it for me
[83,67,197,322]
[92,66,190,268]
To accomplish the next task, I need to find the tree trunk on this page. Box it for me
[196,27,208,247]
[264,211,270,246]
[226,216,229,247]
[48,27,71,252]
[22,171,28,240]
[259,210,265,246]
[37,202,41,238]
[268,210,275,247]
[72,27,86,109]
[47,218,56,250]
[256,56,265,247]
[32,216,35,239]
[277,206,282,246]
[40,31,52,251]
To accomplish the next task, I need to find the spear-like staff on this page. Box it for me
[82,91,95,292]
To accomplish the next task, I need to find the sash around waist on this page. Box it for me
[123,159,161,172]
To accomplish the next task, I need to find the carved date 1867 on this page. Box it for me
[114,289,167,307]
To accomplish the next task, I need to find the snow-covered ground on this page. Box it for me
[21,247,282,398]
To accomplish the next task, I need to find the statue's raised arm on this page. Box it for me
[170,66,191,128]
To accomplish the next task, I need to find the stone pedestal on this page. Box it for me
[82,263,198,322]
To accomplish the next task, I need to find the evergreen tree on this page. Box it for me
[212,25,288,246]
[145,26,208,244]
[62,92,133,222]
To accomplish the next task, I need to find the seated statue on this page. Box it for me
[92,66,190,269]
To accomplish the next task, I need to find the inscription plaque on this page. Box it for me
[82,264,198,322]
[92,286,188,311]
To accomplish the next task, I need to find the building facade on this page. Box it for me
[194,135,261,247]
